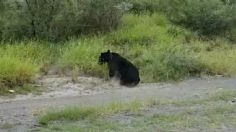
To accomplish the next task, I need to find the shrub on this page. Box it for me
[127,0,236,37]
[229,28,236,42]
[173,0,236,36]
[221,0,236,5]
[79,0,123,33]
[125,0,185,17]
[0,0,123,42]
[127,0,158,14]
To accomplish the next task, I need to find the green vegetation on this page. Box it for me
[0,0,122,41]
[39,100,143,125]
[1,13,236,90]
[128,0,236,37]
[0,42,55,95]
[173,0,236,36]
[58,38,108,77]
[0,0,236,94]
[37,90,236,131]
[57,14,236,82]
[0,56,37,87]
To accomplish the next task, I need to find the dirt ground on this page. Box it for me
[0,75,236,132]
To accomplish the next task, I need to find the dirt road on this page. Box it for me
[0,76,236,132]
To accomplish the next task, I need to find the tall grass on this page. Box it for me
[0,41,54,65]
[1,13,236,87]
[0,56,38,87]
[58,37,109,77]
[104,14,205,81]
[0,41,56,88]
[105,13,182,46]
[192,39,236,75]
[57,13,236,82]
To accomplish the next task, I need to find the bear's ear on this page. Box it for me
[107,50,110,53]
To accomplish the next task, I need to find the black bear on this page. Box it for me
[99,50,140,86]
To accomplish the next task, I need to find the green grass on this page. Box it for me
[57,37,109,77]
[192,39,236,75]
[0,41,53,64]
[39,100,143,125]
[57,14,206,82]
[106,13,236,81]
[37,90,236,132]
[103,14,204,81]
[0,41,56,94]
[0,56,38,87]
[1,13,236,94]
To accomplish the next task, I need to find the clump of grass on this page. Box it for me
[105,14,183,46]
[0,56,38,87]
[208,90,236,101]
[0,41,55,94]
[194,40,236,75]
[146,45,205,81]
[39,100,143,125]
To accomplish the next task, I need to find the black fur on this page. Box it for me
[99,50,140,86]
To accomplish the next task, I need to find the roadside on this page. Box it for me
[0,76,236,132]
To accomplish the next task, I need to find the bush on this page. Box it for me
[0,0,123,42]
[221,0,236,5]
[126,0,158,14]
[125,0,185,17]
[173,0,236,36]
[79,0,122,33]
[126,0,236,37]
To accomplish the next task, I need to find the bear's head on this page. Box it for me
[99,50,112,65]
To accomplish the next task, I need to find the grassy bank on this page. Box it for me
[37,90,236,131]
[0,13,236,94]
[58,14,236,82]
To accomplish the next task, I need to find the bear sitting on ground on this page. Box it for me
[99,50,140,86]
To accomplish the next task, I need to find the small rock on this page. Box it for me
[8,90,15,93]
